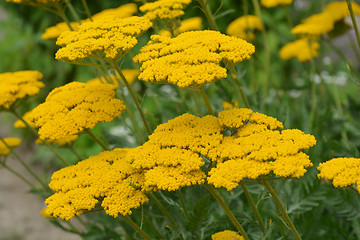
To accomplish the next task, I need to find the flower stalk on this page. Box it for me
[262,179,302,240]
[204,183,250,240]
[112,62,152,136]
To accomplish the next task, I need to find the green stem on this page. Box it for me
[66,144,83,161]
[0,137,50,193]
[148,193,178,228]
[196,0,219,31]
[115,77,146,144]
[80,0,92,20]
[308,51,317,133]
[262,180,302,240]
[346,0,360,50]
[144,215,164,239]
[118,216,152,240]
[204,183,249,240]
[325,38,360,84]
[240,182,266,235]
[177,189,190,218]
[229,66,251,108]
[282,5,293,28]
[197,87,215,116]
[112,62,152,135]
[1,162,35,189]
[53,3,74,30]
[252,0,271,111]
[190,91,202,115]
[65,221,82,235]
[11,110,70,166]
[64,0,81,23]
[331,82,350,150]
[177,189,201,240]
[86,130,109,151]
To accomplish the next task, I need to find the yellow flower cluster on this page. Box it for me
[211,230,244,240]
[226,15,263,41]
[55,16,152,63]
[45,149,149,220]
[291,13,335,37]
[13,110,79,146]
[260,0,292,8]
[126,113,222,191]
[91,3,138,21]
[207,108,316,190]
[125,108,315,191]
[133,30,255,88]
[41,3,138,41]
[291,1,360,37]
[140,0,191,21]
[29,82,125,141]
[317,157,360,193]
[324,1,360,22]
[0,138,21,156]
[87,69,140,87]
[42,22,80,40]
[159,17,203,37]
[0,71,44,111]
[279,39,320,62]
[222,101,239,110]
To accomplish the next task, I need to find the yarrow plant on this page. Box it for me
[2,0,360,239]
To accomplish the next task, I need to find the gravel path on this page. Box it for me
[0,116,81,240]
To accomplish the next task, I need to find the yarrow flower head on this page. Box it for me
[280,38,320,62]
[13,110,79,146]
[317,157,360,193]
[159,17,203,37]
[291,13,335,37]
[260,0,292,8]
[211,230,244,240]
[323,1,360,22]
[55,16,152,64]
[41,3,138,41]
[29,82,126,141]
[226,15,263,41]
[42,22,80,40]
[133,30,255,88]
[125,108,315,191]
[291,1,360,38]
[140,0,191,21]
[0,138,21,156]
[207,108,316,190]
[45,149,149,220]
[91,3,138,21]
[0,71,44,111]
